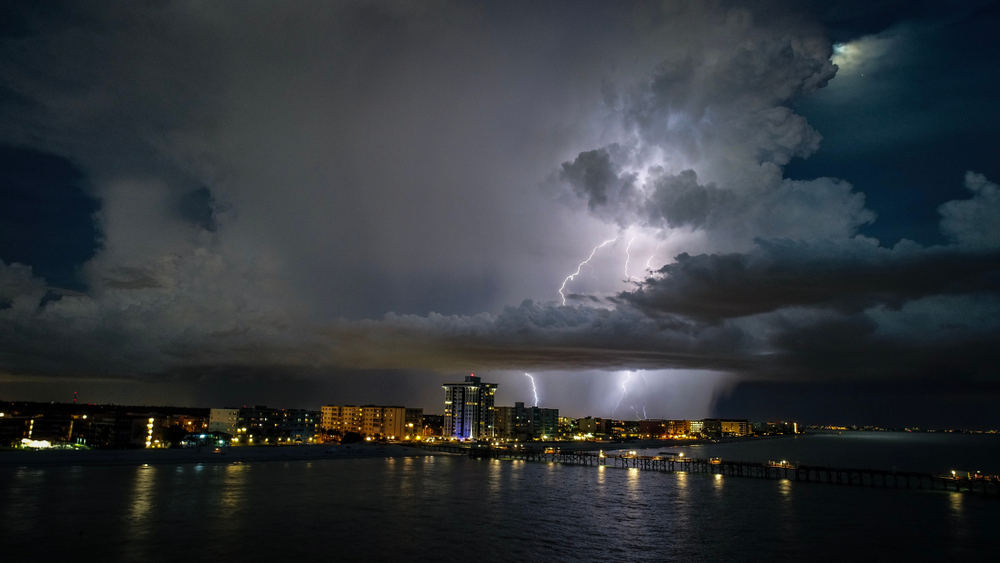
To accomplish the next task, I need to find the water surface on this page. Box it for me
[2,449,997,562]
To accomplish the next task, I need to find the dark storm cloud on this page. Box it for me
[559,147,638,215]
[621,238,1000,323]
[0,0,998,424]
[553,11,873,249]
[175,187,218,232]
[714,379,1000,428]
[558,157,874,242]
[762,306,1000,381]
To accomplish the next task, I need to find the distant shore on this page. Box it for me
[0,434,795,469]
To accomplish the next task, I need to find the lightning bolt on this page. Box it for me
[613,372,631,417]
[645,242,663,272]
[624,235,637,281]
[641,373,650,420]
[558,237,617,305]
[524,372,539,407]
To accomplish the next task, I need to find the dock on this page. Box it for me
[414,445,1000,496]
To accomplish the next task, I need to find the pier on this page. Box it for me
[448,446,1000,497]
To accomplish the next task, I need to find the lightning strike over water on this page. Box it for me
[613,372,632,417]
[624,235,636,281]
[524,372,539,407]
[558,237,617,305]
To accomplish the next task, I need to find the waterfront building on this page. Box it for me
[281,409,319,443]
[0,415,30,447]
[209,408,240,435]
[494,405,516,440]
[752,421,798,435]
[319,405,361,435]
[639,419,707,438]
[443,374,497,440]
[639,419,669,439]
[689,420,704,435]
[577,416,612,438]
[363,406,405,439]
[404,408,424,440]
[342,406,363,434]
[558,417,578,439]
[320,405,340,433]
[667,420,691,436]
[422,414,443,437]
[208,406,319,445]
[321,405,421,440]
[494,403,559,441]
[702,418,749,437]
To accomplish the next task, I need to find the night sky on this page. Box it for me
[1,1,998,428]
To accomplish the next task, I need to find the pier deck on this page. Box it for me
[423,445,1000,496]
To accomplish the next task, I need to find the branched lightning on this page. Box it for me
[524,372,539,407]
[558,237,617,305]
[624,235,637,281]
[613,372,632,417]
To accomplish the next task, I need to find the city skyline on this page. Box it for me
[1,2,999,429]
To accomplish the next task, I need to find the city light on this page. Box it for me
[21,438,51,448]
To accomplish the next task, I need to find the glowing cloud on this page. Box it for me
[558,237,617,305]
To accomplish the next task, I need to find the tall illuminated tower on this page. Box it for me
[443,374,497,441]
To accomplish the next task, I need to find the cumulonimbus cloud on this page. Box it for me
[0,2,997,393]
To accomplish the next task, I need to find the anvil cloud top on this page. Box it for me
[1,1,998,426]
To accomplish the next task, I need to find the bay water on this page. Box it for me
[2,432,998,561]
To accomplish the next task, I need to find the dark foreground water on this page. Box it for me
[2,434,999,562]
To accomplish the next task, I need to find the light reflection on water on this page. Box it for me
[0,455,997,562]
[1,469,44,536]
[637,431,1000,474]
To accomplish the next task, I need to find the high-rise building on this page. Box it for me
[493,402,558,441]
[443,374,497,440]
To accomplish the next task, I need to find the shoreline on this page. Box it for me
[0,444,447,469]
[0,434,795,469]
